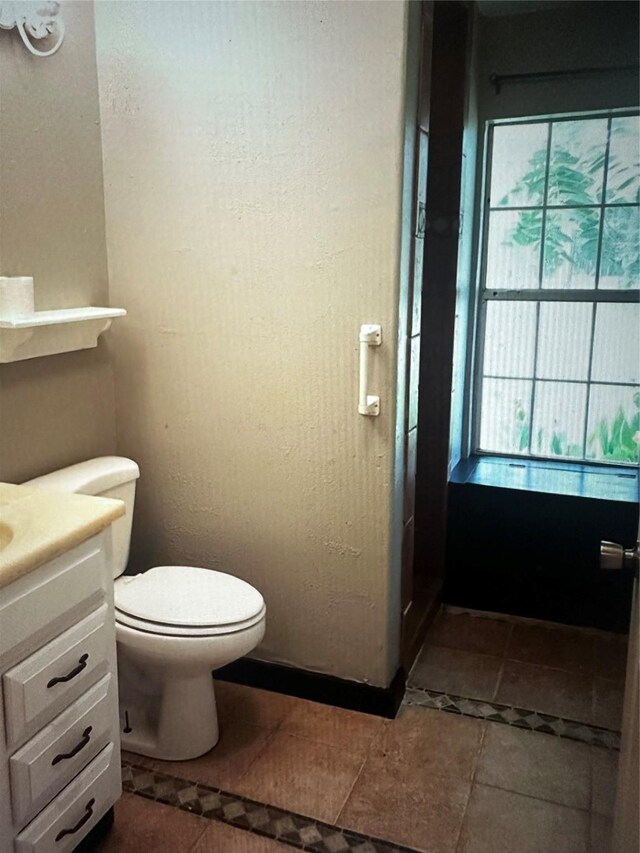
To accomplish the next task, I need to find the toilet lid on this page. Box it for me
[114,566,265,628]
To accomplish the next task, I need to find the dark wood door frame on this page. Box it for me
[403,0,470,670]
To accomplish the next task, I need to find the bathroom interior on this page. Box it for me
[0,0,638,852]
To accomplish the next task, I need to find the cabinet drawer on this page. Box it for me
[10,674,117,828]
[3,605,111,748]
[14,743,121,853]
[0,534,107,660]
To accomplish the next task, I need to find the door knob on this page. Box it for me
[600,540,640,574]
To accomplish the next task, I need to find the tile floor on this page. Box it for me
[94,675,618,853]
[410,608,628,730]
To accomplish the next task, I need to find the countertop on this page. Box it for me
[0,482,125,590]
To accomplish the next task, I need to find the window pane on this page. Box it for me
[483,301,536,377]
[478,378,533,455]
[606,116,640,204]
[586,385,640,464]
[531,381,587,459]
[542,208,599,289]
[477,113,639,466]
[491,123,548,208]
[536,302,592,380]
[599,206,640,290]
[547,118,608,205]
[591,303,640,384]
[486,210,541,289]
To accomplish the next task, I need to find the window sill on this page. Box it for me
[450,455,639,503]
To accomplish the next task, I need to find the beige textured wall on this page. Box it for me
[0,1,115,482]
[95,0,409,686]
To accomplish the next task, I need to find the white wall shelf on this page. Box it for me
[0,307,126,363]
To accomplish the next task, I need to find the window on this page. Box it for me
[473,112,640,466]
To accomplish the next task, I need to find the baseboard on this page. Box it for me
[214,658,406,719]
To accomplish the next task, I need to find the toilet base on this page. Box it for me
[115,614,265,761]
[118,658,220,761]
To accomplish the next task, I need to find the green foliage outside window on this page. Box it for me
[498,119,639,464]
[500,121,639,287]
[588,393,640,464]
[511,396,640,464]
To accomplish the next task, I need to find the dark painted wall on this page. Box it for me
[445,485,637,631]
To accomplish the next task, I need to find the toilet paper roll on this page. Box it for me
[0,277,35,318]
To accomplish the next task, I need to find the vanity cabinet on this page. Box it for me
[0,530,121,853]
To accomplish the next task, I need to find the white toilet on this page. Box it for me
[25,457,266,761]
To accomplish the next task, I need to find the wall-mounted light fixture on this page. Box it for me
[0,1,64,57]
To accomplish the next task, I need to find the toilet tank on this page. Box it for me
[25,457,140,579]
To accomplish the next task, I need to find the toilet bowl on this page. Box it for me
[114,565,265,759]
[25,457,266,761]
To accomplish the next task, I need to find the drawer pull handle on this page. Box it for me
[54,797,95,842]
[47,653,89,688]
[51,726,93,766]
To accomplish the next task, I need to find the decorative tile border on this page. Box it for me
[122,761,421,853]
[403,686,620,750]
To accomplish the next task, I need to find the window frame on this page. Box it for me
[469,108,640,467]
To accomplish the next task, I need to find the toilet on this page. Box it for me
[25,457,266,761]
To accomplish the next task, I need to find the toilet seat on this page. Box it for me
[115,604,266,637]
[114,565,265,638]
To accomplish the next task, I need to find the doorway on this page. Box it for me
[403,3,639,850]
